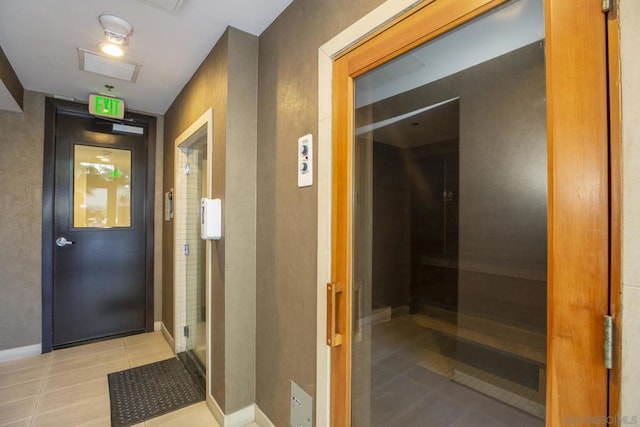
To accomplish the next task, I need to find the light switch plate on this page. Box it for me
[298,134,313,188]
[290,381,313,427]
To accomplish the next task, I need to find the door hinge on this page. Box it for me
[184,244,189,256]
[604,315,613,369]
[184,325,189,337]
[184,163,191,175]
[602,0,610,13]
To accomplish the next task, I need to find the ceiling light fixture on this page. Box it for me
[105,30,128,46]
[98,14,133,44]
[99,43,124,57]
[98,15,133,57]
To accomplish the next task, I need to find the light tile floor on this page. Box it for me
[0,332,258,427]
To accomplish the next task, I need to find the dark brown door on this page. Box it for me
[52,110,148,348]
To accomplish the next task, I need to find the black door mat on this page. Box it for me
[108,357,205,427]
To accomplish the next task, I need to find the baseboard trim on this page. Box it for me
[225,404,255,426]
[160,322,175,352]
[204,396,273,427]
[206,395,254,427]
[206,395,225,427]
[0,343,42,363]
[254,405,276,427]
[154,321,161,332]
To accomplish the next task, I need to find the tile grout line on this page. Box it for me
[0,363,49,391]
[37,342,129,397]
[33,354,55,424]
[56,345,125,362]
[50,339,124,361]
[126,341,133,368]
[33,393,111,420]
[45,357,128,383]
[32,340,123,427]
[29,352,53,426]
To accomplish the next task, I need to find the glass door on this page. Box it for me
[329,0,610,425]
[181,137,208,380]
[352,1,547,425]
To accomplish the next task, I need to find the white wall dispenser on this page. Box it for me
[201,198,222,240]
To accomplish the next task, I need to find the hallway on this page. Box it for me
[1,0,639,424]
[0,332,255,427]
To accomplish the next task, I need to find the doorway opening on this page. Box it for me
[173,109,213,397]
[351,2,547,420]
[41,98,156,352]
[326,0,610,424]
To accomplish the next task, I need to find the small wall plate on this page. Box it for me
[290,381,313,427]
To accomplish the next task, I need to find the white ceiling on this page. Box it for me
[356,0,544,108]
[0,0,293,115]
[352,0,543,151]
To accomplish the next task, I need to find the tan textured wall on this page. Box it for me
[368,43,547,324]
[256,0,387,424]
[163,27,258,412]
[0,91,44,350]
[224,29,258,411]
[620,0,640,417]
[164,29,229,407]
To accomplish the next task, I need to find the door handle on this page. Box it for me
[56,237,75,247]
[327,282,343,347]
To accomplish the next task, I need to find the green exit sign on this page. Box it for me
[88,94,125,119]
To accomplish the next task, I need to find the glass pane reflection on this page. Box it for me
[73,145,132,228]
[351,0,547,425]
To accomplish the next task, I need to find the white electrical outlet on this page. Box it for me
[298,134,313,188]
[290,381,313,427]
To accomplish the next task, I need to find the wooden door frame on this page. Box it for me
[41,97,156,352]
[328,0,612,425]
[606,0,622,423]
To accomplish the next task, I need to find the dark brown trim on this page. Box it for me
[41,97,156,353]
[41,99,56,353]
[0,45,24,110]
[145,116,157,333]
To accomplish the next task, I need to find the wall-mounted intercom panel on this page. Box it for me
[201,198,222,240]
[298,134,313,188]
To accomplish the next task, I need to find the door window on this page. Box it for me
[73,144,132,228]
